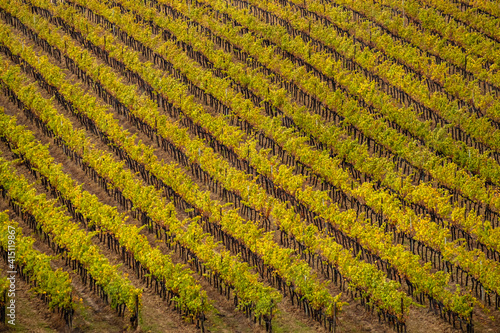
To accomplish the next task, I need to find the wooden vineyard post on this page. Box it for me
[2,289,5,324]
[200,300,205,333]
[132,294,139,329]
[333,302,337,333]
[269,299,274,333]
[401,297,404,320]
[401,296,405,332]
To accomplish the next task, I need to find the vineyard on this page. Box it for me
[0,0,499,332]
